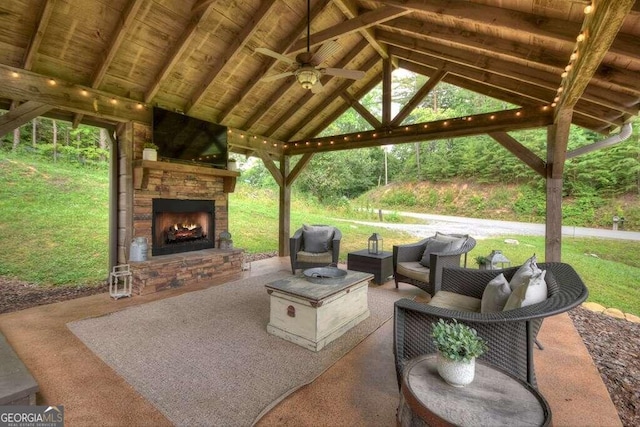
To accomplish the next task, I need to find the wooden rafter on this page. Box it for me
[0,101,52,138]
[382,58,392,125]
[333,0,389,59]
[256,149,283,186]
[288,107,555,155]
[398,59,616,133]
[286,6,410,54]
[381,17,640,99]
[185,0,277,114]
[390,69,446,126]
[263,38,370,137]
[144,3,220,103]
[555,0,637,115]
[242,77,297,130]
[215,0,331,123]
[389,46,625,129]
[383,0,639,67]
[286,153,315,186]
[23,0,56,70]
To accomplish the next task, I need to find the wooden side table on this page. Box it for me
[398,354,551,427]
[347,249,393,284]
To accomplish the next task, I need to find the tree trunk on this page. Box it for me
[12,127,20,151]
[52,119,57,161]
[32,118,37,148]
[99,128,108,162]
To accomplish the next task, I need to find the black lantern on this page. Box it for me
[368,233,383,255]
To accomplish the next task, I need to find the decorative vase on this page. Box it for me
[227,159,237,171]
[437,353,476,387]
[143,148,157,161]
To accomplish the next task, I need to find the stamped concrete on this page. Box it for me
[0,257,622,426]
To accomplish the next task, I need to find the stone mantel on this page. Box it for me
[133,160,240,193]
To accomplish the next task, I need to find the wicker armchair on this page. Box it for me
[289,225,342,274]
[393,234,476,296]
[393,262,588,387]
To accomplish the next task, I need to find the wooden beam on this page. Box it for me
[340,92,382,129]
[383,0,639,67]
[287,6,410,54]
[333,0,389,59]
[185,0,277,114]
[23,0,56,70]
[286,153,315,187]
[226,127,284,157]
[263,39,370,137]
[382,58,392,125]
[216,0,331,123]
[390,69,446,126]
[488,132,546,177]
[0,102,52,138]
[278,154,291,257]
[550,108,573,179]
[398,59,619,133]
[0,65,150,123]
[390,46,624,128]
[257,149,283,187]
[287,107,554,155]
[555,0,636,114]
[144,4,219,103]
[241,77,297,130]
[376,30,640,106]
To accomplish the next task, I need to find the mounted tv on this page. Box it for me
[152,107,228,168]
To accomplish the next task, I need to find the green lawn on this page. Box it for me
[1,153,638,316]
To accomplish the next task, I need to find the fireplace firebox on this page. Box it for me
[152,198,215,256]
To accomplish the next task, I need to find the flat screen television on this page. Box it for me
[152,107,228,168]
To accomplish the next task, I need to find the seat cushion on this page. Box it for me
[429,291,481,312]
[397,262,429,283]
[302,225,334,253]
[480,273,512,313]
[296,251,333,264]
[419,239,453,268]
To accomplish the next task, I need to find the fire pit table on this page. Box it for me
[265,269,373,351]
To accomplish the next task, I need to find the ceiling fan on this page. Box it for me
[255,0,366,93]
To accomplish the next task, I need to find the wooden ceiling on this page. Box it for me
[0,0,638,158]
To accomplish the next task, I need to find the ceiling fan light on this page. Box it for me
[296,69,318,89]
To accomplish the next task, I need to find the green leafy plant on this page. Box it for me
[432,319,487,362]
[143,141,158,150]
[475,256,489,266]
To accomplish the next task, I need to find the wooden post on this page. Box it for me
[545,110,571,262]
[279,155,291,257]
[108,130,118,272]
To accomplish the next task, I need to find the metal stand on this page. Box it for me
[109,264,132,299]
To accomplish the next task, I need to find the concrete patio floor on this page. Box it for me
[0,257,622,426]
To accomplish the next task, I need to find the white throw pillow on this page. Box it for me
[509,254,541,291]
[480,273,512,313]
[504,270,548,311]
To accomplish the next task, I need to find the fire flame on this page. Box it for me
[173,223,199,230]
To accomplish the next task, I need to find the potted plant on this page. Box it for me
[227,157,237,171]
[432,319,487,387]
[475,255,489,270]
[143,142,158,161]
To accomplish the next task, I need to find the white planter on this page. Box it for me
[437,353,476,387]
[143,148,157,161]
[227,160,237,171]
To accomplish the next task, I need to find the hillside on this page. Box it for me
[356,180,640,231]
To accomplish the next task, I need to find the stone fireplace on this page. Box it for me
[117,122,242,295]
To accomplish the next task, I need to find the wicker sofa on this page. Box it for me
[393,233,476,296]
[393,262,588,387]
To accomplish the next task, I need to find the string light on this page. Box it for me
[110,98,117,104]
[584,4,593,14]
[570,52,578,61]
[48,78,56,86]
[576,32,585,42]
[561,71,568,78]
[11,72,19,78]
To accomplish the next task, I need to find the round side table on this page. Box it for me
[398,354,552,427]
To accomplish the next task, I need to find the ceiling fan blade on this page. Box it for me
[310,80,323,94]
[322,68,366,80]
[262,71,295,82]
[312,40,341,65]
[254,48,297,65]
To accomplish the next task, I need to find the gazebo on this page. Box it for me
[0,0,638,273]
